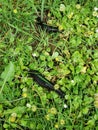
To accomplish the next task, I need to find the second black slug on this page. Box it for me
[28,70,65,98]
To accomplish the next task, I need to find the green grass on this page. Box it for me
[0,0,98,130]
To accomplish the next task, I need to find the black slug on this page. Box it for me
[28,70,65,98]
[36,17,60,32]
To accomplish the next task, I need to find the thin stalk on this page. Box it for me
[41,0,45,21]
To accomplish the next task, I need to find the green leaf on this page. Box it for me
[1,61,15,81]
[3,106,26,115]
[72,51,82,63]
[0,61,15,93]
[82,107,89,115]
[86,119,95,126]
[40,55,45,61]
[20,119,28,127]
[48,61,54,68]
[94,51,98,58]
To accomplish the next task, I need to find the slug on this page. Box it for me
[28,70,65,98]
[36,17,60,32]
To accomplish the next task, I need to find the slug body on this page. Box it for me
[36,17,59,32]
[28,70,65,98]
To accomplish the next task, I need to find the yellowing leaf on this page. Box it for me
[81,66,87,73]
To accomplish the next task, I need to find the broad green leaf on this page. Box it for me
[40,55,45,61]
[0,61,15,93]
[82,107,89,115]
[3,106,26,115]
[1,61,15,81]
[86,119,95,126]
[72,51,83,63]
[48,61,54,68]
